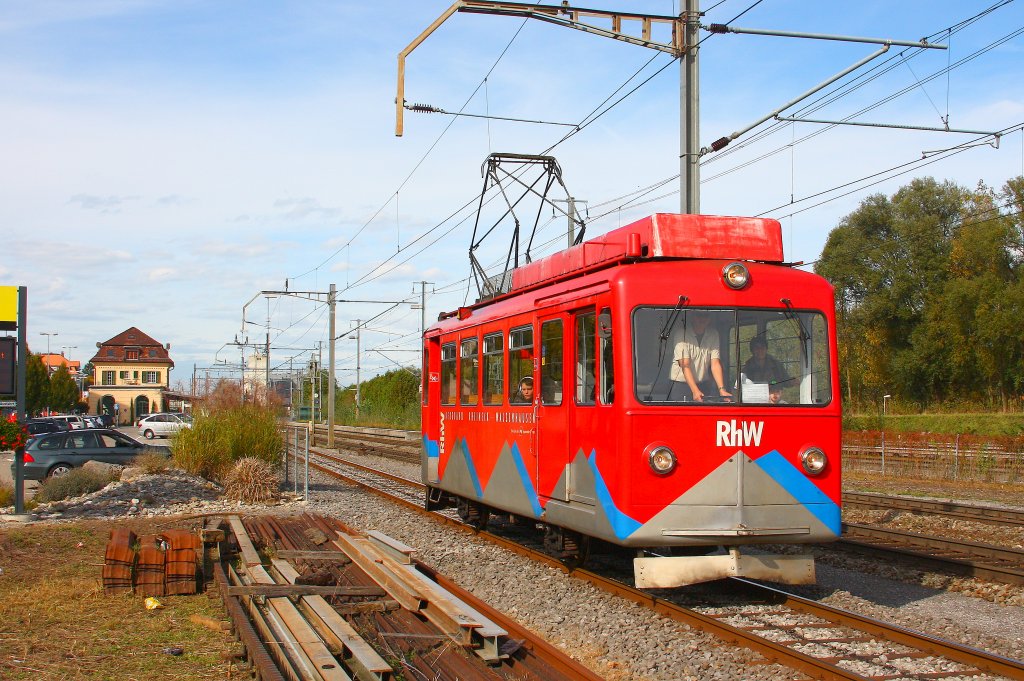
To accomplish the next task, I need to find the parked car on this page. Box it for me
[24,418,69,441]
[48,414,86,430]
[137,413,192,439]
[14,428,169,480]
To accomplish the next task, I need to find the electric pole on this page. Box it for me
[327,283,336,447]
[354,320,361,419]
[681,0,700,214]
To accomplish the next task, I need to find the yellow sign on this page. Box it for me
[0,286,17,327]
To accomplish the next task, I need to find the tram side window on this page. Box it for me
[541,320,563,406]
[460,337,479,406]
[508,325,534,404]
[440,343,456,406]
[599,308,614,404]
[575,310,596,405]
[482,332,504,406]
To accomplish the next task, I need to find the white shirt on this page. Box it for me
[671,327,720,383]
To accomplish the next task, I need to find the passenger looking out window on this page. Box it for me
[508,325,534,405]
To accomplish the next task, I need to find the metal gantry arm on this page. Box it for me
[396,1,685,137]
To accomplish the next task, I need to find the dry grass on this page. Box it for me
[223,458,280,503]
[133,450,173,475]
[0,518,237,679]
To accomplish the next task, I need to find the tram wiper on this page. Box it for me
[780,298,809,366]
[646,295,688,402]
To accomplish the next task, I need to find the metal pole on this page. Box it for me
[327,283,336,448]
[304,427,309,501]
[14,286,27,515]
[355,320,362,419]
[567,196,576,248]
[265,298,271,406]
[294,428,299,494]
[681,0,700,214]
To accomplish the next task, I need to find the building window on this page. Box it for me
[142,371,160,384]
[126,349,139,360]
[102,371,116,385]
[119,371,129,379]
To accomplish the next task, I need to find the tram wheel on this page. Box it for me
[543,526,590,568]
[456,498,490,530]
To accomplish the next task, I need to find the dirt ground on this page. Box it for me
[0,517,238,680]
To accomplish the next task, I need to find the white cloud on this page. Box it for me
[148,267,177,282]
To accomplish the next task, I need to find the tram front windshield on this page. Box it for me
[633,307,831,406]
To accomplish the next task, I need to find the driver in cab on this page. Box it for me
[671,310,732,403]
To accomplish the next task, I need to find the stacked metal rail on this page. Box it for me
[214,513,598,681]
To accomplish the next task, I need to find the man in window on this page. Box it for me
[743,335,790,403]
[671,310,732,402]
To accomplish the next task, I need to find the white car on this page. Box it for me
[49,415,85,430]
[137,413,192,439]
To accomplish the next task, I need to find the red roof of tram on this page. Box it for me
[511,213,784,291]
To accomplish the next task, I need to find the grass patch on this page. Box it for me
[173,404,282,483]
[133,450,173,475]
[844,412,1024,437]
[0,519,235,680]
[35,468,117,503]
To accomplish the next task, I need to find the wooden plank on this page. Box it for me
[276,550,352,563]
[271,558,393,681]
[227,515,263,568]
[332,532,425,611]
[352,531,508,662]
[228,563,306,681]
[366,531,416,565]
[226,585,386,598]
[249,565,351,681]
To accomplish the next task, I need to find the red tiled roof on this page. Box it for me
[89,326,174,367]
[40,354,82,372]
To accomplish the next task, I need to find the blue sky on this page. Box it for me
[2,0,1023,389]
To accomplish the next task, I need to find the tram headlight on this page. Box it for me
[800,447,828,475]
[722,262,750,289]
[647,446,677,475]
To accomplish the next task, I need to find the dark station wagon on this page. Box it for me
[15,428,169,480]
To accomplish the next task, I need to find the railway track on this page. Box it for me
[844,491,1024,526]
[290,436,1024,681]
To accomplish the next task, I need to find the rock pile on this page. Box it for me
[1,467,303,521]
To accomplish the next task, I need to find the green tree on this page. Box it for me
[817,175,1024,411]
[48,365,80,413]
[25,353,49,416]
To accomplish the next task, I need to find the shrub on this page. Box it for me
[223,457,280,503]
[132,450,172,475]
[36,468,116,503]
[173,403,282,483]
[0,483,12,508]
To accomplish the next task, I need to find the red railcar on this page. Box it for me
[421,214,840,587]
